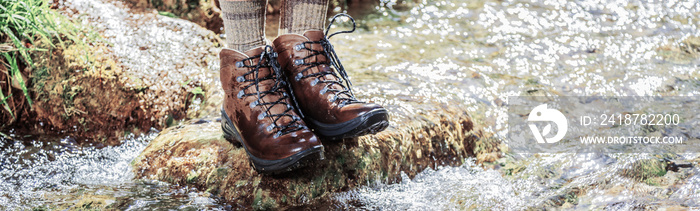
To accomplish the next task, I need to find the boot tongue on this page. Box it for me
[262,94,295,128]
[242,47,274,80]
[302,31,351,98]
[303,30,326,42]
[301,30,332,74]
[244,48,297,130]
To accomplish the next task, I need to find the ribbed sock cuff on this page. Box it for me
[220,0,266,52]
[279,0,329,35]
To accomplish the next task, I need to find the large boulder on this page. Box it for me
[131,108,501,209]
[3,0,223,144]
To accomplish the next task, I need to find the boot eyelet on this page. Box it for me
[271,52,278,57]
[295,73,303,81]
[294,44,303,51]
[287,104,292,109]
[250,101,257,108]
[266,124,275,132]
[294,59,304,66]
[310,78,319,86]
[236,76,245,82]
[320,87,328,95]
[258,113,266,120]
[235,61,244,68]
[237,90,245,99]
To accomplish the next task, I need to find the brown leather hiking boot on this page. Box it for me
[220,46,323,174]
[272,14,389,140]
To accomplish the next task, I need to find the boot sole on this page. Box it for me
[305,108,389,140]
[221,109,325,174]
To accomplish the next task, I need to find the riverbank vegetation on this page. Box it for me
[1,0,99,126]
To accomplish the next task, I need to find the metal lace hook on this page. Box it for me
[262,45,286,91]
[254,46,274,103]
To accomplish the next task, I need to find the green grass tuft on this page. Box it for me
[1,0,98,124]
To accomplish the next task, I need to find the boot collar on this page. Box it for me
[221,39,273,58]
[273,30,327,43]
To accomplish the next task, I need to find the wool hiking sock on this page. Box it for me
[278,0,329,35]
[220,0,266,52]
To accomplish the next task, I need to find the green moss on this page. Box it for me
[235,180,248,188]
[215,167,229,177]
[205,167,229,192]
[31,206,49,211]
[564,191,579,205]
[252,188,263,209]
[503,160,528,176]
[259,197,277,211]
[622,159,667,181]
[644,177,661,186]
[252,177,261,186]
[186,170,199,184]
[332,173,342,188]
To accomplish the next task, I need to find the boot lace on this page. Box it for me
[292,13,361,107]
[236,46,304,138]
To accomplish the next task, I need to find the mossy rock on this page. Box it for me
[132,109,499,209]
[620,159,667,181]
[1,1,222,144]
[27,43,145,144]
[33,193,116,211]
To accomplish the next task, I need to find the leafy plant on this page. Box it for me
[190,86,205,102]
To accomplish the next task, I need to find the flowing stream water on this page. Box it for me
[1,0,700,209]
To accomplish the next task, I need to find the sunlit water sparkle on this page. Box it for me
[1,0,699,209]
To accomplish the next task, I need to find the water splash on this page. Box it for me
[0,132,223,210]
[330,159,525,209]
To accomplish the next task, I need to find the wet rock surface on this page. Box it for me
[131,108,497,209]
